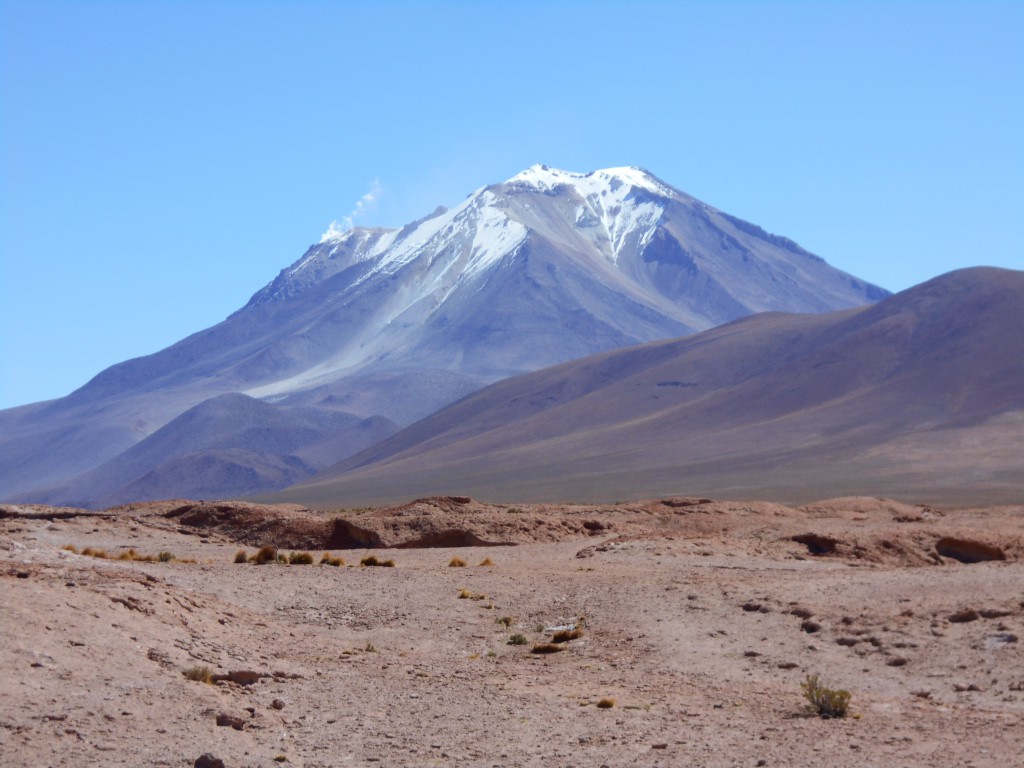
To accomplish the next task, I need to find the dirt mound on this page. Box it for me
[799,496,941,521]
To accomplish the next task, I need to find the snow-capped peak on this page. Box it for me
[506,164,672,197]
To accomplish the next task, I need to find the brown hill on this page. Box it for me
[272,267,1024,507]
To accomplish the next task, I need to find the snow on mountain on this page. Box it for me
[0,165,890,507]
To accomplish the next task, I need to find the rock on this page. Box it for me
[215,713,245,730]
[949,609,980,623]
[226,669,263,686]
[271,699,286,710]
[194,754,225,768]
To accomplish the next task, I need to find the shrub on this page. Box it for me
[233,550,248,564]
[508,634,527,646]
[801,674,851,718]
[183,666,214,684]
[497,616,514,628]
[62,544,79,554]
[360,555,395,567]
[478,557,494,567]
[552,629,584,643]
[157,551,174,562]
[320,553,344,566]
[117,549,138,561]
[458,588,472,599]
[289,551,314,565]
[252,546,277,565]
[448,557,467,567]
[277,553,288,563]
[596,697,616,709]
[81,547,108,559]
[530,643,565,654]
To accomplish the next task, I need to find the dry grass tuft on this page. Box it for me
[508,633,528,646]
[458,588,473,599]
[320,553,344,567]
[478,557,494,567]
[530,643,566,654]
[251,545,277,565]
[448,557,467,567]
[81,547,108,559]
[288,551,314,565]
[497,616,514,628]
[61,544,79,554]
[552,629,584,643]
[234,550,248,563]
[183,666,214,684]
[596,697,616,709]
[360,555,395,567]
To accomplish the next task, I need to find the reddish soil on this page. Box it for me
[2,495,1022,766]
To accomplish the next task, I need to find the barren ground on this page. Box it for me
[2,495,1022,767]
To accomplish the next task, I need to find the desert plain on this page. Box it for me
[2,494,1022,767]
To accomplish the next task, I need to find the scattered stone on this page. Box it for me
[215,713,245,730]
[800,619,822,634]
[985,632,1018,649]
[271,699,286,710]
[949,610,980,623]
[194,754,225,768]
[219,670,263,686]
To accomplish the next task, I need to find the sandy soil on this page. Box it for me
[1,496,1022,767]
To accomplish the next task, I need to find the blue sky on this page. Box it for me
[2,1,1022,410]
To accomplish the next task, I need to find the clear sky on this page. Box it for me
[2,1,1022,410]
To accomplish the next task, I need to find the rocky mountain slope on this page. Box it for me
[0,166,886,506]
[279,267,1024,507]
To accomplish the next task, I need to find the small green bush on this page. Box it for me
[157,551,174,562]
[508,634,527,646]
[289,551,314,565]
[801,674,851,718]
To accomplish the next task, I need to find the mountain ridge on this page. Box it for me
[1,165,889,506]
[273,267,1023,508]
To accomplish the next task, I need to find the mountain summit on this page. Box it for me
[0,166,888,506]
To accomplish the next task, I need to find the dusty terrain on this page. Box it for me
[2,495,1022,767]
